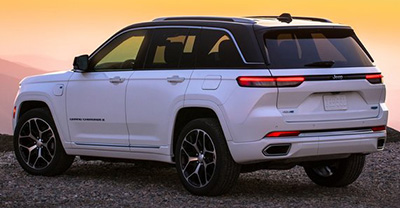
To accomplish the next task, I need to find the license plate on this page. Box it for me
[323,95,347,111]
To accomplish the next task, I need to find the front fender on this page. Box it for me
[14,85,70,149]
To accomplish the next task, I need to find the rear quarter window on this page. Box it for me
[196,29,246,68]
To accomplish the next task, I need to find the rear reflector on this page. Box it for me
[366,74,383,84]
[237,76,304,87]
[372,126,386,131]
[265,126,386,138]
[265,131,301,137]
[13,106,16,119]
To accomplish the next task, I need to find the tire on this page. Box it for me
[304,154,365,187]
[14,108,75,176]
[175,118,241,196]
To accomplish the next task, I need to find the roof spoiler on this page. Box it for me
[247,13,332,23]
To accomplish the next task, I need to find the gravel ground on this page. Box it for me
[1,141,399,207]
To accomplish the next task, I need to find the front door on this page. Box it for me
[67,29,150,148]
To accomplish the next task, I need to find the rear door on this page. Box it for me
[263,28,384,122]
[126,28,197,150]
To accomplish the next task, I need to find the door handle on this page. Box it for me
[167,75,185,83]
[109,76,125,84]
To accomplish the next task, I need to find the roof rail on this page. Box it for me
[153,16,256,24]
[247,13,332,23]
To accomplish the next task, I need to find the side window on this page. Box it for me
[196,29,245,68]
[144,29,190,69]
[90,30,148,71]
[180,29,200,68]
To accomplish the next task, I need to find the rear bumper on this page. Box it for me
[227,131,386,164]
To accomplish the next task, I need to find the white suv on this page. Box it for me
[12,13,388,196]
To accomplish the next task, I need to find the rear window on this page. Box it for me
[264,29,373,69]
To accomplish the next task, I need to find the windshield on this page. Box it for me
[264,28,373,69]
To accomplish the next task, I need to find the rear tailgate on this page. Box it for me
[270,67,384,122]
[263,27,385,123]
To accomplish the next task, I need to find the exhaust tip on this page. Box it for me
[377,138,386,150]
[263,144,291,156]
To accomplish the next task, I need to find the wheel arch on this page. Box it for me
[18,101,51,120]
[171,101,234,161]
[14,92,71,149]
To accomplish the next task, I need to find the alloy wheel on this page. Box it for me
[312,165,336,177]
[179,129,217,188]
[17,118,56,170]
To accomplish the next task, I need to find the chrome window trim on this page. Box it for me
[201,26,263,64]
[89,25,264,65]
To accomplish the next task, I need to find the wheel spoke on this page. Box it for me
[183,138,199,154]
[33,153,40,168]
[183,149,198,164]
[181,147,190,157]
[193,163,201,176]
[40,127,51,137]
[322,166,333,176]
[28,144,38,152]
[183,139,195,149]
[19,135,31,140]
[19,144,30,150]
[26,145,38,164]
[28,121,32,136]
[203,164,209,184]
[38,147,42,157]
[313,166,334,177]
[185,164,199,180]
[204,160,215,167]
[41,154,50,164]
[26,134,37,142]
[202,133,206,153]
[35,119,52,139]
[195,130,200,145]
[44,137,55,154]
[193,133,200,153]
[197,171,204,186]
[181,147,196,171]
[32,119,40,138]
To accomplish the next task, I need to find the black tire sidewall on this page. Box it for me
[304,154,365,187]
[175,118,239,195]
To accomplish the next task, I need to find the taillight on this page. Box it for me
[237,77,276,87]
[13,106,16,119]
[265,131,300,137]
[372,126,386,131]
[237,76,304,87]
[366,74,383,84]
[276,77,305,87]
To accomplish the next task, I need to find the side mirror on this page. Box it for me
[73,55,89,72]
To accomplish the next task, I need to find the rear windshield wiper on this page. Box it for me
[304,61,335,68]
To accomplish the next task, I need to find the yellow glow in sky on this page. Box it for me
[0,0,399,60]
[0,0,399,128]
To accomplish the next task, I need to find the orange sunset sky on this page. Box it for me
[0,0,399,130]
